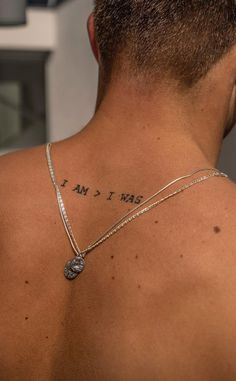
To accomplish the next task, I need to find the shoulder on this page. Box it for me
[0,144,51,231]
[0,143,50,191]
[0,144,47,180]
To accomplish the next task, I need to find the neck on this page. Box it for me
[75,77,233,186]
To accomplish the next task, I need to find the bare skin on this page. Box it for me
[1,13,236,381]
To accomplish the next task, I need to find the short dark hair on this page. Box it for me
[93,1,236,89]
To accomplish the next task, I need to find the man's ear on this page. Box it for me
[87,13,100,63]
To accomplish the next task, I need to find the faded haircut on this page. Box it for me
[93,0,236,89]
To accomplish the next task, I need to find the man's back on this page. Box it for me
[1,137,236,381]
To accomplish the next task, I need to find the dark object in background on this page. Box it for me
[28,0,48,4]
[0,50,49,150]
[0,0,27,26]
[28,0,66,6]
[0,0,66,27]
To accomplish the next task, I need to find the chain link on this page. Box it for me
[46,142,228,260]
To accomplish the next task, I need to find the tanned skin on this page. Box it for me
[1,13,236,381]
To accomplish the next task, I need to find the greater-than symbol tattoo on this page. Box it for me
[94,190,101,197]
[67,179,144,203]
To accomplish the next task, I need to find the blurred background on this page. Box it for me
[0,0,235,180]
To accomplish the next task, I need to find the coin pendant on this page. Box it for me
[70,256,85,273]
[64,256,85,280]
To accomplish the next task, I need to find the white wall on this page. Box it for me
[0,8,57,50]
[47,0,98,142]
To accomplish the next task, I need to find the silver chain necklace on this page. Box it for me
[45,142,228,281]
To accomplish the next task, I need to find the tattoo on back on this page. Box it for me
[61,179,68,187]
[60,179,144,204]
[72,184,89,196]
